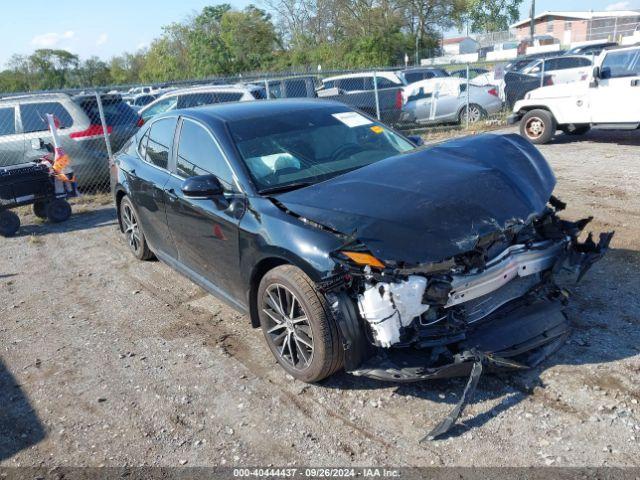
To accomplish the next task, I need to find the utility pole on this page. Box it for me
[529,0,536,43]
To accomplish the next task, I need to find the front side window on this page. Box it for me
[339,78,368,92]
[215,92,243,103]
[145,117,177,169]
[21,102,73,133]
[601,50,640,78]
[178,93,216,109]
[229,108,414,193]
[176,120,235,189]
[0,107,16,136]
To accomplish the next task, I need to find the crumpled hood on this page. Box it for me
[275,134,556,264]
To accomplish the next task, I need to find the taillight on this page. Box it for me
[395,90,403,109]
[487,88,498,97]
[69,125,113,141]
[137,117,145,127]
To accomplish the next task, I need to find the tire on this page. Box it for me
[0,210,20,237]
[257,265,344,383]
[119,196,153,261]
[46,199,72,223]
[562,124,591,136]
[33,200,49,219]
[520,109,556,144]
[458,103,486,124]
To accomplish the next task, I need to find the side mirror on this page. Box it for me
[407,135,424,146]
[592,66,601,79]
[181,174,224,199]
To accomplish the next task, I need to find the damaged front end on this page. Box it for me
[323,201,612,440]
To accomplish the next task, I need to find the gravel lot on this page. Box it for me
[1,129,640,468]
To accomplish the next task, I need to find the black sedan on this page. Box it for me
[111,100,610,435]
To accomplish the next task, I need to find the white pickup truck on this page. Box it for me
[508,45,640,144]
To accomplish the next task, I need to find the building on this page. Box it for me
[440,37,479,56]
[510,10,640,44]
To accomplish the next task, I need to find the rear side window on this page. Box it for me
[339,77,370,92]
[21,102,73,133]
[0,107,16,136]
[403,72,423,84]
[215,92,243,103]
[178,93,216,109]
[376,77,400,88]
[145,117,177,169]
[176,120,235,189]
[285,79,309,97]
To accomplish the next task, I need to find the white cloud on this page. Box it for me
[96,33,108,46]
[606,1,632,11]
[31,30,75,48]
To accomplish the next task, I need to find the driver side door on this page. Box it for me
[164,117,245,300]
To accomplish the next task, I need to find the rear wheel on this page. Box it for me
[0,210,20,237]
[520,109,556,144]
[33,200,49,219]
[119,196,153,261]
[46,199,71,223]
[258,265,343,383]
[459,103,485,124]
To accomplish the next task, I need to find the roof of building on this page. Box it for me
[441,36,479,45]
[511,10,640,28]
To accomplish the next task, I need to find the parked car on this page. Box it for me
[508,45,640,144]
[263,76,318,98]
[316,72,404,124]
[124,93,158,110]
[111,99,610,438]
[449,68,489,80]
[138,84,265,123]
[400,77,502,125]
[517,55,593,84]
[0,92,139,187]
[504,71,554,108]
[564,42,618,57]
[396,67,449,85]
[505,52,568,72]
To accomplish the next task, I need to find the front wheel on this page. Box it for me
[258,265,343,383]
[46,199,72,223]
[0,210,20,237]
[119,196,153,261]
[33,200,49,219]
[520,109,556,144]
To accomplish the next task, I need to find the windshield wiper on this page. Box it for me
[259,182,314,195]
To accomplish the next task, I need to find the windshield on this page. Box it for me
[228,108,415,193]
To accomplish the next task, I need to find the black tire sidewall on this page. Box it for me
[0,210,20,237]
[46,199,72,223]
[33,201,49,219]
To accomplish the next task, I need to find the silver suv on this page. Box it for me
[0,92,141,188]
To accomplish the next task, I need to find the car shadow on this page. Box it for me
[14,206,117,238]
[319,247,640,440]
[551,129,640,146]
[0,358,46,461]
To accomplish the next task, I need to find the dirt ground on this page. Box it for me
[1,128,639,468]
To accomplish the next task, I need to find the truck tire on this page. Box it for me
[257,265,344,383]
[0,210,20,237]
[46,199,72,223]
[520,109,556,144]
[33,200,49,219]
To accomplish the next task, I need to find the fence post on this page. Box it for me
[540,59,545,88]
[466,63,470,129]
[94,92,113,164]
[264,79,271,99]
[373,71,381,121]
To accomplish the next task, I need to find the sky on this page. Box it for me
[1,0,638,67]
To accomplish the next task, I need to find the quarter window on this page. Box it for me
[176,120,235,189]
[0,107,16,136]
[145,117,177,169]
[20,102,73,133]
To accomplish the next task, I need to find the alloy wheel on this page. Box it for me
[121,203,142,254]
[462,105,482,123]
[262,284,314,370]
[524,116,545,140]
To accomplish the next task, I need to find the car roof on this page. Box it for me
[322,71,401,83]
[164,98,349,124]
[0,92,71,103]
[155,83,260,99]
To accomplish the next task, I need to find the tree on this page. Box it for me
[459,0,522,33]
[28,49,79,89]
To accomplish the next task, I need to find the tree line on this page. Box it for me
[0,0,521,93]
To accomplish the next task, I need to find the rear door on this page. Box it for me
[590,48,640,124]
[127,117,178,257]
[163,117,242,296]
[0,105,24,167]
